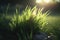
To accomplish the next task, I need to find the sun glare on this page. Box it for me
[36,0,53,4]
[44,0,52,3]
[36,0,42,3]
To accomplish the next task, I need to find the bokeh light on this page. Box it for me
[36,0,53,4]
[44,0,52,3]
[36,0,42,3]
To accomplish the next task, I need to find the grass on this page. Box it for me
[43,16,60,40]
[0,6,48,40]
[48,16,60,40]
[0,5,60,40]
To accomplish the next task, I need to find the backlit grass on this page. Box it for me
[0,6,60,40]
[0,6,48,40]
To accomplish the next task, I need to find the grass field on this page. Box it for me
[43,15,60,40]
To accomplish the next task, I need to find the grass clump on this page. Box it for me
[10,6,48,40]
[0,6,48,40]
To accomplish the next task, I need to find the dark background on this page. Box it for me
[0,0,60,15]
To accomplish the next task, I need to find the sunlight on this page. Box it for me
[36,0,42,3]
[44,0,52,3]
[32,9,37,16]
[36,0,53,4]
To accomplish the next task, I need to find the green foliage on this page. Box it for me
[0,6,60,40]
[43,16,60,40]
[10,6,48,40]
[0,15,11,30]
[0,6,48,40]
